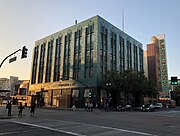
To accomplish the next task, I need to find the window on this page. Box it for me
[63,34,71,80]
[100,50,103,67]
[38,43,46,83]
[73,29,82,79]
[31,46,39,84]
[45,40,53,82]
[85,25,94,78]
[53,37,61,81]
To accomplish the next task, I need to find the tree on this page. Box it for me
[173,85,180,105]
[102,70,157,107]
[102,70,121,107]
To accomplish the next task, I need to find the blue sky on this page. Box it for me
[0,0,180,80]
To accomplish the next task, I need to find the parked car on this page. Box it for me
[116,105,132,111]
[154,103,163,109]
[166,100,176,108]
[2,100,11,105]
[141,104,155,112]
[117,105,126,111]
[2,100,8,104]
[125,105,132,111]
[133,106,142,111]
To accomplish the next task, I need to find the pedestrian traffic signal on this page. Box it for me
[21,46,28,59]
[171,76,178,85]
[88,90,92,98]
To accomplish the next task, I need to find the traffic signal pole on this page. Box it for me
[0,49,21,68]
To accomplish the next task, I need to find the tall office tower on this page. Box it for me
[29,15,144,108]
[143,50,148,78]
[147,34,169,93]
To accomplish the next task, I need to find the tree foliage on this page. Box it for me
[173,84,180,105]
[103,70,157,107]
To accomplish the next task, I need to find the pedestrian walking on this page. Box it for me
[71,105,76,111]
[87,102,90,111]
[18,103,25,117]
[85,102,88,111]
[30,103,35,116]
[6,101,12,116]
[90,102,93,111]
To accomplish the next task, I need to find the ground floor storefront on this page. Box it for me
[31,88,98,108]
[29,80,104,108]
[28,81,153,109]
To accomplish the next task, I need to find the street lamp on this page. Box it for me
[105,82,112,111]
[106,82,111,96]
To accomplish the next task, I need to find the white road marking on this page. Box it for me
[0,130,28,135]
[10,119,157,136]
[9,121,86,136]
[55,119,158,136]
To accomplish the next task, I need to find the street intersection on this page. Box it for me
[1,105,180,136]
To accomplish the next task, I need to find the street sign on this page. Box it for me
[9,56,17,63]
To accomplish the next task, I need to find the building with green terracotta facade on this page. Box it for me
[146,34,169,94]
[156,34,169,92]
[29,15,143,108]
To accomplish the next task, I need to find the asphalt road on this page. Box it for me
[0,121,70,136]
[1,105,180,136]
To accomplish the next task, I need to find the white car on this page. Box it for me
[2,100,8,104]
[154,103,163,109]
[2,100,11,105]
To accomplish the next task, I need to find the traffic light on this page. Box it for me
[171,76,178,85]
[88,90,92,98]
[21,46,28,59]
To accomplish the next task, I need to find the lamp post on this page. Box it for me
[106,82,111,98]
[105,82,111,111]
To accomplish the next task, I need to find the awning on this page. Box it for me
[72,89,79,97]
[84,89,90,97]
[0,90,10,92]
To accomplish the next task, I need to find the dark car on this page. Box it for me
[141,104,155,112]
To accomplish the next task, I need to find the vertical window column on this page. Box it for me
[119,36,124,73]
[53,37,61,81]
[119,37,125,73]
[31,46,39,84]
[73,29,82,80]
[45,40,53,82]
[110,32,117,71]
[139,48,144,72]
[133,44,138,73]
[63,33,71,80]
[127,40,131,69]
[38,43,46,83]
[85,25,94,78]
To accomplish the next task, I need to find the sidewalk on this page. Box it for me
[38,106,101,112]
[0,105,17,119]
[32,105,180,112]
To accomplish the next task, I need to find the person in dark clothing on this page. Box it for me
[18,103,25,117]
[30,103,35,116]
[6,101,12,116]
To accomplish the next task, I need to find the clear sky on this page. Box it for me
[0,0,180,80]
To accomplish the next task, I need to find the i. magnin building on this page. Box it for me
[29,15,143,108]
